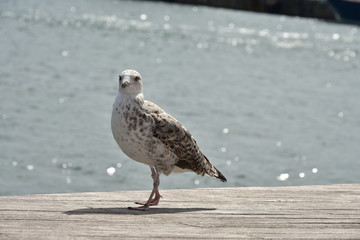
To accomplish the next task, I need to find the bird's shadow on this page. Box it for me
[64,207,216,215]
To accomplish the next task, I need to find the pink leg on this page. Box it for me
[128,167,162,211]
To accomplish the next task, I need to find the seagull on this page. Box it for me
[111,70,227,211]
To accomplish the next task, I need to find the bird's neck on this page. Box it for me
[116,92,144,106]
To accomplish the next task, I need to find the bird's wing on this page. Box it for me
[143,100,226,182]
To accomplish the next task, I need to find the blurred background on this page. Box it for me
[0,0,359,196]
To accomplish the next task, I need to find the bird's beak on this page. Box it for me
[121,78,130,88]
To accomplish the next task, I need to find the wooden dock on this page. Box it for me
[0,184,359,239]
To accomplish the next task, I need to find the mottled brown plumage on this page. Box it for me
[144,101,226,181]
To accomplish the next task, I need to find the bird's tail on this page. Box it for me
[203,155,227,182]
[214,167,227,182]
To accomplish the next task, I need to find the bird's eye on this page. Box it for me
[119,75,123,81]
[134,76,141,81]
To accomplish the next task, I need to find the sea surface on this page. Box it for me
[1,0,359,196]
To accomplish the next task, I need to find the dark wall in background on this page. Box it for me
[148,0,336,20]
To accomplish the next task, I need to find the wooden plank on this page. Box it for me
[0,184,359,239]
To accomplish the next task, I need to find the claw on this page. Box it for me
[135,197,160,206]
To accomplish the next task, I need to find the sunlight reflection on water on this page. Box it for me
[0,0,359,195]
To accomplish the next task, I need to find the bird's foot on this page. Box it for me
[135,195,162,206]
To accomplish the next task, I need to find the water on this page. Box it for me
[1,0,359,196]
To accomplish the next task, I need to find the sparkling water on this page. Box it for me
[1,0,359,195]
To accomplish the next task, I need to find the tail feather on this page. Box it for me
[202,155,227,182]
[214,167,227,182]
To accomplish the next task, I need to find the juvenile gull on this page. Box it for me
[111,69,227,211]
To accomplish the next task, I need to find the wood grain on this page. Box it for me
[0,184,359,239]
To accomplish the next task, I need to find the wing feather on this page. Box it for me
[143,100,226,182]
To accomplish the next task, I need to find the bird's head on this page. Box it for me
[118,70,143,95]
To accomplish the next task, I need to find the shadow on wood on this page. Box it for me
[64,207,216,215]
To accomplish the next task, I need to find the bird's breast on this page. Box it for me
[111,101,156,164]
[111,96,180,172]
